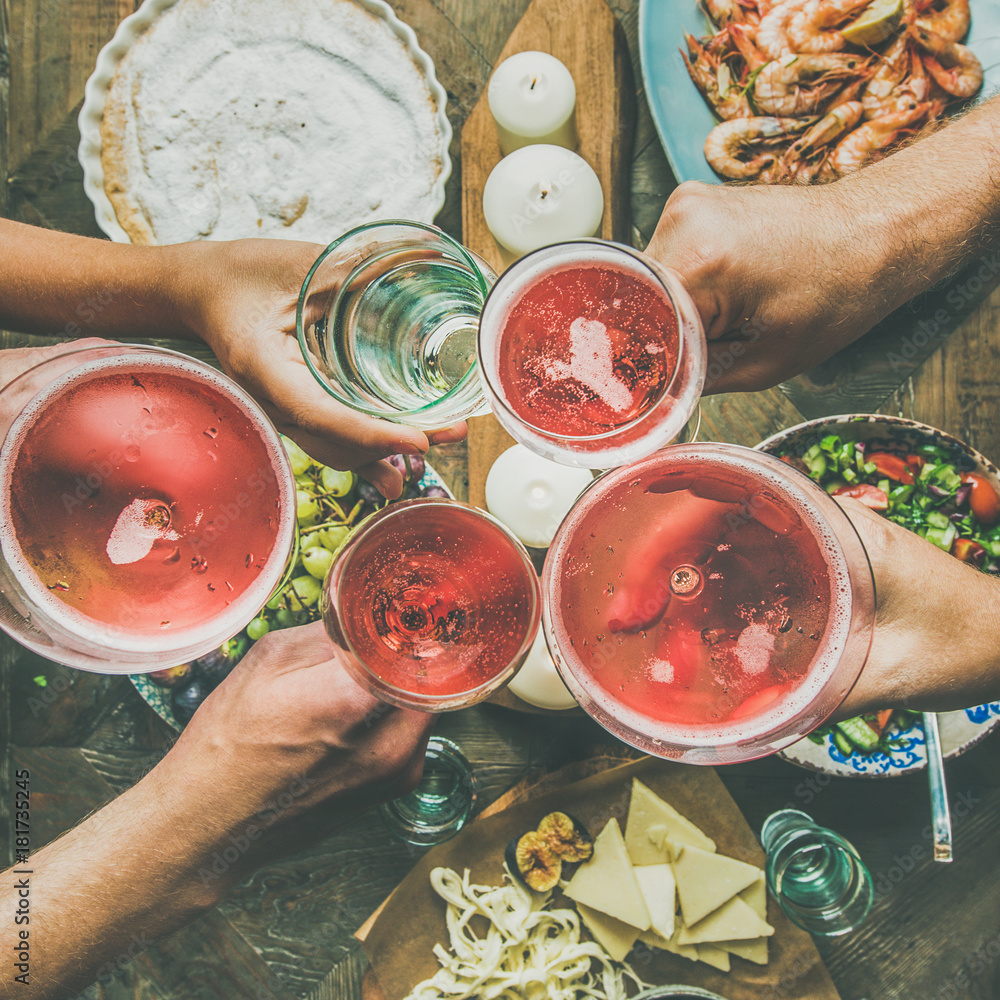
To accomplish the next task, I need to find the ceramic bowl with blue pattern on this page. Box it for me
[758,415,1000,777]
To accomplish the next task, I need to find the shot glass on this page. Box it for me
[380,737,477,846]
[297,220,496,429]
[761,808,873,936]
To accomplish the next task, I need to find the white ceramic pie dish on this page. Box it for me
[78,0,453,244]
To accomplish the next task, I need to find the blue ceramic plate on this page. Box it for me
[638,0,1000,185]
[758,414,1000,777]
[131,463,452,732]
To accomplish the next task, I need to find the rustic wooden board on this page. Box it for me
[461,0,636,510]
[460,0,635,714]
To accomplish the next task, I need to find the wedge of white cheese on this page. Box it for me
[696,943,732,972]
[715,935,770,966]
[575,902,640,962]
[625,779,716,864]
[638,926,699,962]
[672,842,763,926]
[633,864,676,940]
[677,895,774,945]
[565,818,652,930]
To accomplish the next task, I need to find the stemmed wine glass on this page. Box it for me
[322,497,541,842]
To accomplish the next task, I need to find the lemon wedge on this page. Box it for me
[841,0,903,46]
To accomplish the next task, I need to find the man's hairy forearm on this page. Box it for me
[0,221,203,340]
[0,763,233,1000]
[836,92,1000,308]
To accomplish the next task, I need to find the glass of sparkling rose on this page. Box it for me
[322,498,541,711]
[476,239,706,469]
[0,344,295,674]
[542,443,876,764]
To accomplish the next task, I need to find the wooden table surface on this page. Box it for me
[3,1,1000,998]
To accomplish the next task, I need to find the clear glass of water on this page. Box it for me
[297,221,497,429]
[380,737,477,846]
[761,808,873,936]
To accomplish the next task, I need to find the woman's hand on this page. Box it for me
[169,238,465,498]
[834,497,1000,717]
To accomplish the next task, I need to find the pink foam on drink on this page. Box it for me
[546,318,637,416]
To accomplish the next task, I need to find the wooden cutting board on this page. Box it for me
[462,0,636,511]
[462,0,635,713]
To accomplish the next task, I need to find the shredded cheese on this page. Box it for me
[402,867,650,1000]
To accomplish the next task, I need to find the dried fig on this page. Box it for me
[537,811,594,863]
[506,830,562,892]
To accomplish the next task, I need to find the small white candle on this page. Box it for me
[485,444,593,548]
[488,51,577,155]
[482,145,604,258]
[508,630,578,710]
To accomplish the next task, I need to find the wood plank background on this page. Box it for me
[2,1,1000,999]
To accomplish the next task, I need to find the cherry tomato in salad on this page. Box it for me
[832,483,889,511]
[867,451,914,485]
[952,538,987,566]
[961,473,1000,526]
[905,453,926,473]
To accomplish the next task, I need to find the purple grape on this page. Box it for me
[422,485,449,499]
[402,482,422,500]
[387,453,426,482]
[172,677,212,724]
[356,479,383,504]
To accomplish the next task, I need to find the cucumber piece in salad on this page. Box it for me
[780,432,1000,756]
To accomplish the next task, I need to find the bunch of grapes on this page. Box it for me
[150,437,446,724]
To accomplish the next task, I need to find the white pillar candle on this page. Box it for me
[507,630,578,710]
[482,145,604,258]
[488,51,578,155]
[485,443,593,548]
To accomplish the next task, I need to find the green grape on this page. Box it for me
[282,437,313,477]
[321,466,355,497]
[247,617,270,641]
[296,489,321,525]
[274,608,297,629]
[301,545,335,580]
[265,592,284,611]
[287,574,322,610]
[320,525,352,551]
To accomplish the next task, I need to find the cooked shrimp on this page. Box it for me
[704,0,741,25]
[682,33,752,119]
[756,0,809,58]
[784,99,864,161]
[829,101,930,173]
[915,0,970,43]
[908,23,982,98]
[704,115,807,178]
[862,34,911,117]
[704,0,761,27]
[754,52,869,116]
[787,0,871,53]
[730,22,769,70]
